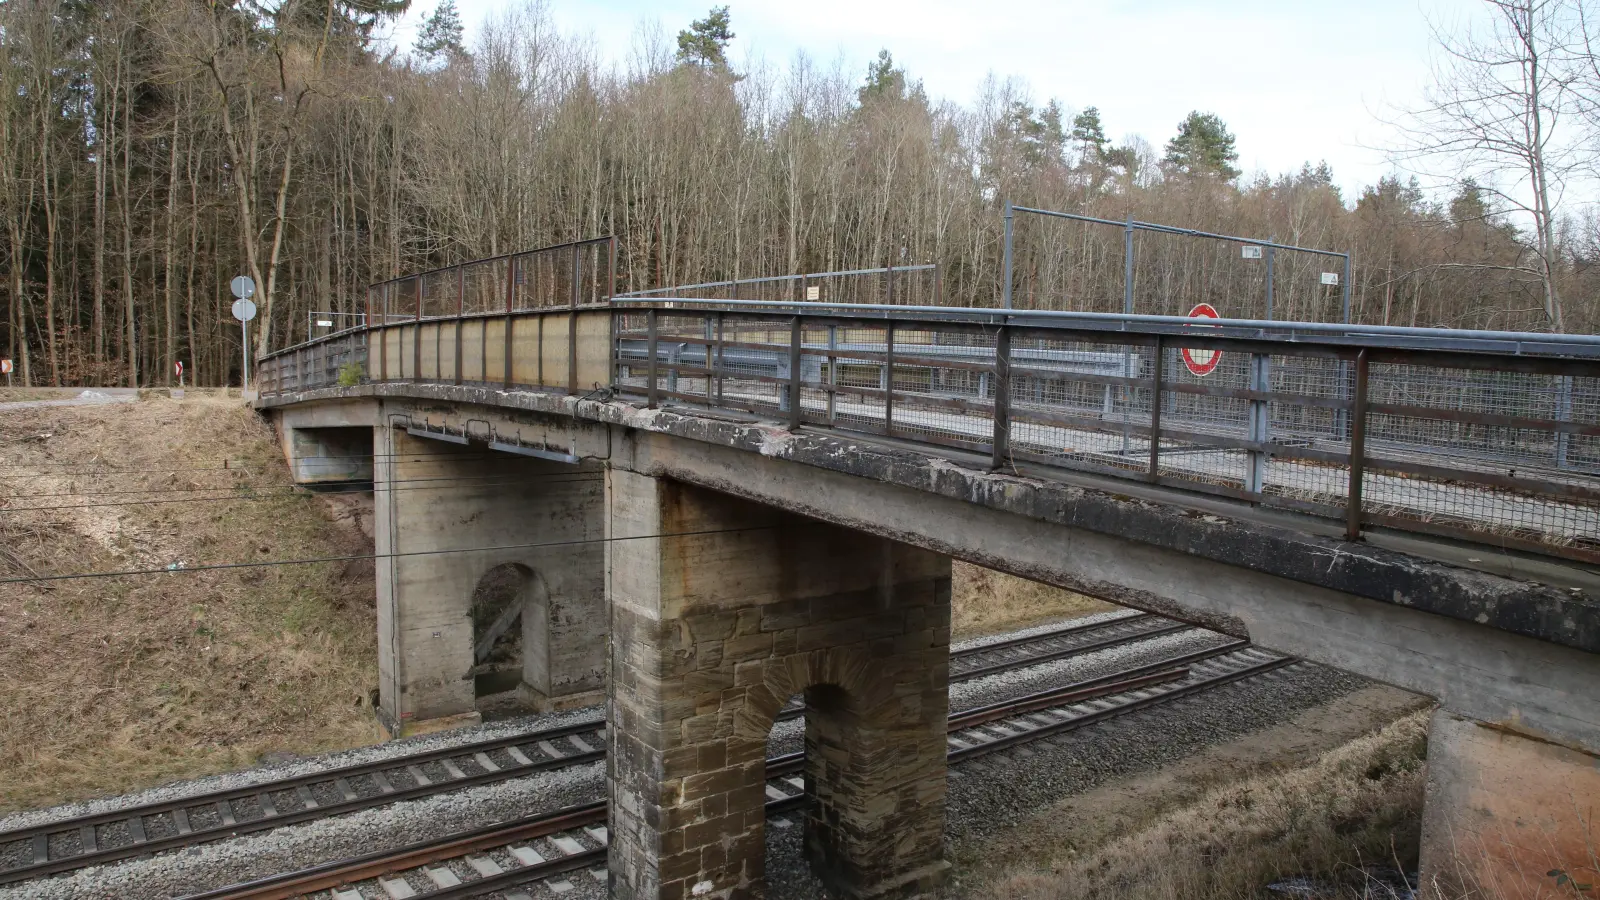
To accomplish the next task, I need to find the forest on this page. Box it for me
[1,0,1597,387]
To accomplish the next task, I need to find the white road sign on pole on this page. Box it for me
[1241,245,1263,259]
[231,281,257,393]
[1320,272,1340,286]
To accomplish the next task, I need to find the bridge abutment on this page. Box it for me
[605,469,952,900]
[374,426,605,735]
[1420,708,1600,899]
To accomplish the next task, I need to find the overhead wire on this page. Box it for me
[0,470,605,501]
[0,474,605,513]
[0,525,777,585]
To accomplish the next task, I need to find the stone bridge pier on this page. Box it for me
[606,469,952,900]
[373,425,607,735]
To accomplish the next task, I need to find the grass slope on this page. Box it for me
[0,395,379,813]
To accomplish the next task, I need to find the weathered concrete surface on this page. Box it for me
[262,385,1600,894]
[1419,709,1600,900]
[371,425,605,734]
[287,426,374,484]
[606,470,951,900]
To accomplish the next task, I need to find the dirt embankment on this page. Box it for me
[0,395,379,813]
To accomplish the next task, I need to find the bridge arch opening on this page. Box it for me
[467,562,543,703]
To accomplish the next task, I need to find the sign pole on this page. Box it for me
[229,275,258,395]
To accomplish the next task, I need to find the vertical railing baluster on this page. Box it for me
[569,243,580,394]
[1147,336,1163,482]
[826,323,838,425]
[714,312,725,407]
[1345,349,1370,541]
[413,277,423,384]
[455,267,465,385]
[991,323,1011,470]
[503,258,515,388]
[1246,352,1271,496]
[788,315,804,431]
[884,321,896,436]
[647,308,659,410]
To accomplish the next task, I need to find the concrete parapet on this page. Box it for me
[1420,709,1600,899]
[606,470,951,900]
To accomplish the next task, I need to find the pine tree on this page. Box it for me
[416,0,466,65]
[676,6,734,74]
[1071,106,1108,162]
[859,49,906,104]
[1163,111,1239,180]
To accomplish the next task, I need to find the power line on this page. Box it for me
[0,525,776,585]
[0,448,586,479]
[0,474,604,513]
[1,470,604,501]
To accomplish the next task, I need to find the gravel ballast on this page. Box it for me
[4,615,1368,900]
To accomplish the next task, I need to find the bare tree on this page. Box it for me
[1388,0,1584,332]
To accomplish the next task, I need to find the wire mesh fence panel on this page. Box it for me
[1007,333,1153,477]
[882,325,994,450]
[420,269,458,318]
[701,315,787,414]
[462,259,507,315]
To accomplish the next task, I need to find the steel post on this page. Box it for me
[1265,246,1275,320]
[1123,213,1135,314]
[1002,201,1015,310]
[1345,349,1370,541]
[884,321,896,435]
[1246,352,1271,495]
[646,309,659,409]
[788,316,803,429]
[569,244,580,393]
[1147,336,1164,482]
[991,324,1011,470]
[827,324,838,424]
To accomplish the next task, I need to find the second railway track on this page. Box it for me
[182,641,1295,900]
[0,611,1212,888]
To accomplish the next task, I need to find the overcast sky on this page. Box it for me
[386,0,1486,199]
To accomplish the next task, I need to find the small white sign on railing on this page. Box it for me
[1241,245,1263,259]
[1321,272,1340,286]
[317,320,334,327]
[806,286,821,301]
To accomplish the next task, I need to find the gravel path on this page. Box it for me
[4,616,1361,900]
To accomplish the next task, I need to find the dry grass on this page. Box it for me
[0,395,379,813]
[950,561,1117,639]
[976,710,1431,900]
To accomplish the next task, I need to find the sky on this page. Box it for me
[385,0,1487,199]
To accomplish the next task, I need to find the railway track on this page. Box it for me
[0,612,1200,888]
[182,641,1292,900]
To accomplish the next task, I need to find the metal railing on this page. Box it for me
[258,243,1600,566]
[610,299,1600,564]
[618,263,942,306]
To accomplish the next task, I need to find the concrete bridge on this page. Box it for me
[258,238,1600,900]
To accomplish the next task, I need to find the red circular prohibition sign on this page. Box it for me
[1180,303,1222,376]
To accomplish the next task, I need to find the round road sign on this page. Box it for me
[232,298,258,322]
[1180,303,1222,376]
[230,275,256,299]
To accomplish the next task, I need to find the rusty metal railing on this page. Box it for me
[258,244,1600,566]
[611,299,1600,565]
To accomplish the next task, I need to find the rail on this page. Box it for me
[257,242,1600,567]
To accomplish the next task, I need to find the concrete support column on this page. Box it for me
[606,470,951,900]
[374,425,605,735]
[1419,708,1600,899]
